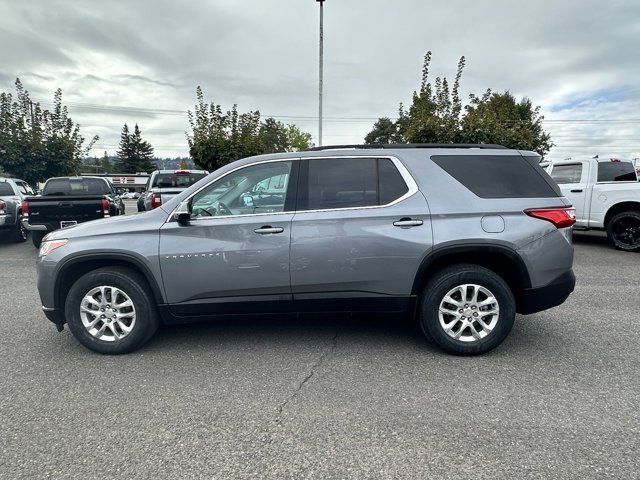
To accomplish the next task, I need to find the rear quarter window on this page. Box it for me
[597,162,637,182]
[431,155,561,199]
[0,183,14,195]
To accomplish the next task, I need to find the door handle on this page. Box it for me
[254,226,284,234]
[393,218,423,227]
[570,189,583,193]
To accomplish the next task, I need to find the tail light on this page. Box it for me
[0,200,6,214]
[151,193,162,209]
[21,200,28,215]
[524,207,576,228]
[101,199,110,218]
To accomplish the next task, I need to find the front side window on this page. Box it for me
[550,164,583,184]
[597,162,637,182]
[191,161,292,218]
[303,157,409,211]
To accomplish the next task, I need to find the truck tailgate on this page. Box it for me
[28,196,107,229]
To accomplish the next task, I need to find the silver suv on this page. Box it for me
[36,145,576,355]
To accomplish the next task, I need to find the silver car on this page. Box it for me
[0,178,35,242]
[35,145,576,355]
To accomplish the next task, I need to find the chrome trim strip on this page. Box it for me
[167,155,419,222]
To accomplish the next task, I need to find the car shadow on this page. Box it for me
[572,230,609,246]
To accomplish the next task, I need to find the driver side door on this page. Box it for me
[159,159,298,317]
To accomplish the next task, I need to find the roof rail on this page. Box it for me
[305,143,507,151]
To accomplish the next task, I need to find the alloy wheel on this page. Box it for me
[79,286,136,342]
[438,284,500,342]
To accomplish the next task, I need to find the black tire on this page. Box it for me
[418,264,516,356]
[64,267,159,354]
[11,216,29,243]
[606,211,640,252]
[31,231,45,248]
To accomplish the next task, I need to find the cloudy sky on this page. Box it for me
[1,0,639,161]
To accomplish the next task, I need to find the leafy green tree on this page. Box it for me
[460,90,553,155]
[364,117,402,144]
[259,118,313,153]
[0,79,97,185]
[285,124,313,151]
[364,52,552,155]
[187,87,313,171]
[187,86,262,171]
[116,123,155,173]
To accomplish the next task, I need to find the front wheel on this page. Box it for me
[607,211,640,252]
[64,267,159,354]
[419,264,516,356]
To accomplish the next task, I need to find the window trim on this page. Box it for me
[296,155,418,214]
[169,158,300,223]
[167,155,418,222]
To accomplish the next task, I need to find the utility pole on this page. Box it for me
[317,0,325,146]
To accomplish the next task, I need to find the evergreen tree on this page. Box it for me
[116,123,155,173]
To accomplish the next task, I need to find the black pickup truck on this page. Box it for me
[22,176,125,248]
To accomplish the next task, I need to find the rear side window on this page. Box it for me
[431,155,560,199]
[152,172,207,188]
[0,183,14,195]
[597,162,637,182]
[43,178,111,196]
[550,164,583,184]
[303,158,409,210]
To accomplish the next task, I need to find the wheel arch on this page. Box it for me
[54,253,165,312]
[411,243,531,310]
[604,201,640,228]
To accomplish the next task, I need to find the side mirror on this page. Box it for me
[173,200,191,225]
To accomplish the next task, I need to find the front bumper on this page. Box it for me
[519,270,576,315]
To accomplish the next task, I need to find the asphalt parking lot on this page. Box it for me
[1,211,639,478]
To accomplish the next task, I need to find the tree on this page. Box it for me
[0,79,97,185]
[364,117,402,144]
[363,52,552,155]
[187,87,313,171]
[460,90,552,155]
[116,123,155,173]
[99,151,113,173]
[178,159,188,170]
[187,86,262,172]
[259,118,313,153]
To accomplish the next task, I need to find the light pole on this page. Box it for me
[317,0,324,146]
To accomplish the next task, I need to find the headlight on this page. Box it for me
[39,239,68,257]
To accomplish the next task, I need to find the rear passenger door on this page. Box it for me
[290,156,432,311]
[549,163,588,226]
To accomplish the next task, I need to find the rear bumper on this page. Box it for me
[22,218,49,231]
[519,270,576,315]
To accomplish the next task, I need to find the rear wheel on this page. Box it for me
[64,267,159,354]
[607,211,640,252]
[11,217,28,243]
[31,231,45,248]
[419,264,516,355]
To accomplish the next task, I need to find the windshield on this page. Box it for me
[152,172,207,189]
[43,178,112,196]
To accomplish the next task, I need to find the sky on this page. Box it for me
[0,0,639,162]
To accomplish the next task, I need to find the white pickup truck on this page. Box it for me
[546,158,640,251]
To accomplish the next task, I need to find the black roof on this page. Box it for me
[306,143,507,151]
